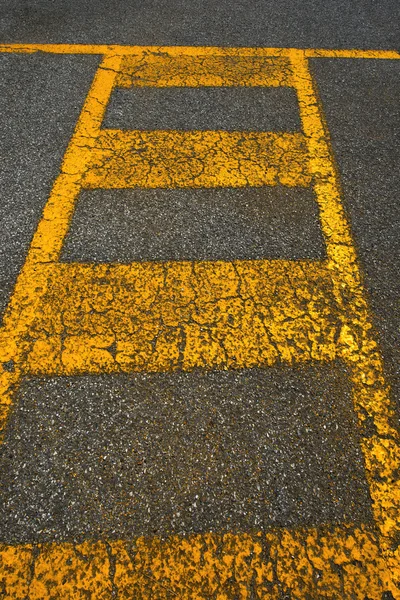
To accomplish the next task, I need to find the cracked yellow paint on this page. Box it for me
[83,131,311,189]
[25,261,338,375]
[116,53,293,87]
[0,526,395,599]
[0,43,399,59]
[0,44,399,598]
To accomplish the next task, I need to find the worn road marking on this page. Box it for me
[25,261,338,375]
[0,45,399,598]
[83,131,310,189]
[0,44,399,59]
[116,53,293,86]
[0,526,394,599]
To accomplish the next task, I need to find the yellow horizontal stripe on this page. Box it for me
[116,53,292,87]
[83,131,311,189]
[0,525,397,599]
[25,260,337,376]
[304,48,400,59]
[0,44,398,60]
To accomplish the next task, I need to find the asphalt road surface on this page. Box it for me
[0,2,399,599]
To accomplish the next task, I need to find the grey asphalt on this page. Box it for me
[61,188,325,263]
[103,86,301,132]
[0,365,371,542]
[0,0,398,48]
[0,52,99,319]
[0,1,399,548]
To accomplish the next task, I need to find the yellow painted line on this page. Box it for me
[0,45,399,596]
[83,131,310,189]
[0,43,115,54]
[289,48,400,586]
[0,43,399,59]
[25,260,338,375]
[305,48,400,59]
[0,526,397,599]
[117,53,292,86]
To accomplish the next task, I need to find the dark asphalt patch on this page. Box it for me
[311,58,400,415]
[60,187,325,262]
[0,364,372,543]
[0,1,398,48]
[103,86,301,132]
[0,52,99,322]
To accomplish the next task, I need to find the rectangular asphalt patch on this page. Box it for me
[103,86,301,131]
[60,187,325,262]
[0,364,372,543]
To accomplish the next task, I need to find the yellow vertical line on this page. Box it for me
[288,50,355,260]
[0,52,124,440]
[26,52,124,264]
[289,49,400,588]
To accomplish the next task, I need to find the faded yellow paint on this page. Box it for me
[0,526,396,599]
[25,260,338,375]
[288,49,400,589]
[116,53,292,86]
[83,131,310,189]
[0,545,32,599]
[0,44,399,597]
[304,48,400,59]
[0,43,399,60]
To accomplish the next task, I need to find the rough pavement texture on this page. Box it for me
[0,52,99,319]
[311,58,400,416]
[0,365,371,543]
[61,187,325,262]
[0,3,399,597]
[0,0,398,48]
[103,86,301,132]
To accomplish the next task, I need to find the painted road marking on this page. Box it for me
[0,527,394,599]
[82,131,310,189]
[25,261,338,375]
[0,45,399,598]
[116,53,293,87]
[0,44,398,59]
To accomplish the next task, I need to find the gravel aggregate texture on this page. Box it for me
[0,365,372,543]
